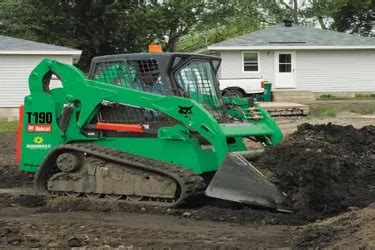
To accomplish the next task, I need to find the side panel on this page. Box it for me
[20,92,64,172]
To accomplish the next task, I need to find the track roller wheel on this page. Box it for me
[65,192,81,198]
[105,194,123,201]
[126,195,143,202]
[85,193,102,199]
[50,191,59,197]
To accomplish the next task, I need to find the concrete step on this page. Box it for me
[272,90,316,104]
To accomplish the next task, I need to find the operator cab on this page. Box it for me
[88,53,228,122]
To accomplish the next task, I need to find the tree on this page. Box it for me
[136,0,209,52]
[176,0,263,52]
[1,0,148,69]
[331,0,375,36]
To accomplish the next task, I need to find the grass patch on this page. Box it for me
[318,94,351,100]
[0,121,18,132]
[311,101,375,117]
[318,93,375,101]
[311,105,342,117]
[354,93,375,99]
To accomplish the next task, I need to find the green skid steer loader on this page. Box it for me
[16,53,288,211]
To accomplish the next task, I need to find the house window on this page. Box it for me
[243,52,258,72]
[279,54,292,72]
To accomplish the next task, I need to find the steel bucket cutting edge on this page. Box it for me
[205,153,290,212]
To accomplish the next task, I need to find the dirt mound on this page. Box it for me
[296,205,375,248]
[257,123,375,220]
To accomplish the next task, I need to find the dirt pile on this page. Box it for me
[296,205,375,248]
[257,123,375,220]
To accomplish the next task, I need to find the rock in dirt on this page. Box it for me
[182,211,192,217]
[67,235,89,247]
[256,123,375,220]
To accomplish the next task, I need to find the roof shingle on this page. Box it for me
[0,34,81,53]
[208,23,375,48]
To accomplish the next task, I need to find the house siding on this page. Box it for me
[220,50,274,79]
[0,55,73,107]
[218,49,375,93]
[295,50,375,92]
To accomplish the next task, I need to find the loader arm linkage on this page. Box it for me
[28,59,229,164]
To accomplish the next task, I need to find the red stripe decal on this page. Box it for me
[96,122,144,133]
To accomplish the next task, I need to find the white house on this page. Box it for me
[0,35,81,120]
[204,21,375,99]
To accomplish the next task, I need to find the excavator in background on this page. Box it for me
[16,53,288,211]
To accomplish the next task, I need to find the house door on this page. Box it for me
[274,51,296,88]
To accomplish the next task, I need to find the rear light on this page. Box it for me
[148,44,162,53]
[261,80,266,88]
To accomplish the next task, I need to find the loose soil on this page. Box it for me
[257,123,375,221]
[0,121,374,248]
[0,132,32,188]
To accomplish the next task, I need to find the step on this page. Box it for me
[259,102,309,116]
[272,90,316,104]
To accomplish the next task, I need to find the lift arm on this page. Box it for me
[28,59,229,164]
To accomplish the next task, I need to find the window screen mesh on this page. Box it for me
[176,61,225,121]
[92,59,174,126]
[93,59,169,95]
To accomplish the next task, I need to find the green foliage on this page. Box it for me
[0,0,213,68]
[331,0,375,36]
[0,121,18,132]
[318,93,375,100]
[177,0,264,52]
[312,105,342,117]
[317,94,351,100]
[319,94,336,99]
[140,0,207,52]
[0,0,374,69]
[355,93,375,99]
[1,0,147,69]
[177,25,260,52]
[311,101,375,117]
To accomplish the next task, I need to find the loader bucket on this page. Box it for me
[205,153,289,212]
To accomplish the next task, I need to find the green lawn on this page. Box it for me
[0,121,18,132]
[318,93,375,101]
[310,101,375,118]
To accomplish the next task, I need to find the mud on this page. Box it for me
[0,132,33,188]
[0,132,15,166]
[257,123,375,220]
[0,165,32,188]
[0,123,374,248]
[296,205,375,248]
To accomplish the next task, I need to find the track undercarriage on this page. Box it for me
[34,144,206,207]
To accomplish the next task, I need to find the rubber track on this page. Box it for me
[34,143,206,207]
